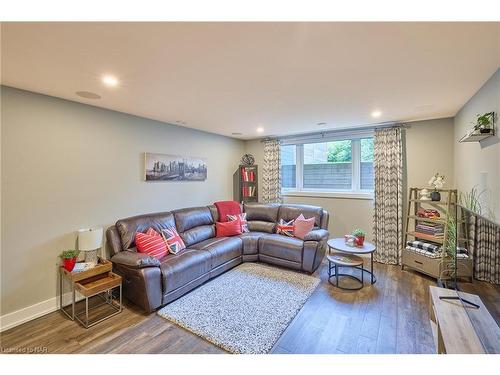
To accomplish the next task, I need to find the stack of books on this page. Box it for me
[415,222,444,238]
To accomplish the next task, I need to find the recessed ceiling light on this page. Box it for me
[102,74,119,87]
[317,122,327,126]
[75,91,101,99]
[257,127,264,133]
[371,110,382,118]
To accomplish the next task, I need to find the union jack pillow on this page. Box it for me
[276,219,294,237]
[227,213,249,233]
[161,227,186,254]
[146,227,161,237]
[135,230,168,259]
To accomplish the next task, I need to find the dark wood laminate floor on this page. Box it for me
[1,261,498,354]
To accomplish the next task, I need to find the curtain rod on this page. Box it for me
[260,122,409,142]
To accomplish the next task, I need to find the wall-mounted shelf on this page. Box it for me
[459,131,495,143]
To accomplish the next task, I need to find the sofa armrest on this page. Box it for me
[111,251,161,268]
[303,229,329,242]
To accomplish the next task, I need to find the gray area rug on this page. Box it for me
[157,262,320,353]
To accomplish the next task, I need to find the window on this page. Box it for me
[281,144,296,188]
[281,133,374,197]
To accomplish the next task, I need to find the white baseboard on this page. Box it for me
[0,296,59,333]
[0,292,83,333]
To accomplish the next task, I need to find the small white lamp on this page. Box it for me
[78,228,103,267]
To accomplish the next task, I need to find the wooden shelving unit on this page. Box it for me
[233,164,258,203]
[401,188,473,282]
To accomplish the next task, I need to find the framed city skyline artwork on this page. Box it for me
[144,152,207,181]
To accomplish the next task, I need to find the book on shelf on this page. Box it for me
[242,185,256,197]
[241,167,255,182]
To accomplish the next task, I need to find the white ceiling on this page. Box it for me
[1,22,499,139]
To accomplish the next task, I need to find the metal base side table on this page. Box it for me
[327,253,365,290]
[327,238,377,285]
[59,259,122,328]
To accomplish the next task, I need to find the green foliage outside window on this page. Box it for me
[327,140,352,162]
[361,138,374,162]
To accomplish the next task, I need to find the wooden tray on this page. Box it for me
[60,258,112,282]
[75,272,122,297]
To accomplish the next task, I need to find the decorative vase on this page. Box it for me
[355,236,365,247]
[63,257,77,272]
[431,191,441,201]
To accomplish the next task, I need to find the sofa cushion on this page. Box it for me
[159,249,211,293]
[188,237,242,268]
[244,203,280,222]
[247,220,276,233]
[259,234,304,263]
[173,206,215,247]
[173,206,214,232]
[238,231,268,255]
[278,204,323,229]
[116,211,176,250]
[180,225,215,247]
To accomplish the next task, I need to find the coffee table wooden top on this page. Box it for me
[326,253,364,267]
[327,237,376,254]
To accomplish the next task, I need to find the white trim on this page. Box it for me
[283,190,374,200]
[0,292,83,332]
[0,296,59,332]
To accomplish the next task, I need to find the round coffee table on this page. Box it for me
[327,238,377,285]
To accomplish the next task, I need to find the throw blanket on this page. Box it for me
[214,201,241,222]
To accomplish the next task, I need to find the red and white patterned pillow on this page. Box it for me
[276,219,294,237]
[146,227,161,237]
[161,227,186,254]
[227,213,249,233]
[135,229,168,259]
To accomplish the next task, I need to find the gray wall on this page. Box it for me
[454,69,499,221]
[1,86,245,315]
[245,117,456,241]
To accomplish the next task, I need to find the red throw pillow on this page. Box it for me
[135,230,168,259]
[214,201,241,222]
[216,220,242,237]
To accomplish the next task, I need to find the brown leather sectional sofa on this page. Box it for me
[106,203,329,313]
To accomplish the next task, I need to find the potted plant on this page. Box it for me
[59,250,80,272]
[352,228,365,247]
[428,173,445,201]
[472,112,494,134]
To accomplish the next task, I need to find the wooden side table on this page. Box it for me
[59,258,122,328]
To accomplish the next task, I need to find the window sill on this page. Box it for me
[282,190,374,200]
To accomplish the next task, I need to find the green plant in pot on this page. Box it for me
[59,249,80,272]
[472,112,494,134]
[440,214,457,286]
[352,228,365,247]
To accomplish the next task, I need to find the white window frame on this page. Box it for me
[281,131,374,200]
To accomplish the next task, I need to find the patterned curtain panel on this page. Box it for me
[466,213,500,284]
[262,139,282,203]
[373,127,404,264]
